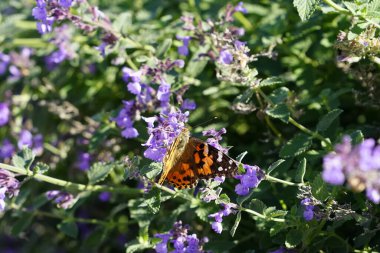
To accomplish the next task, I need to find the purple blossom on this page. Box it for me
[122,67,141,83]
[234,165,264,196]
[0,53,10,75]
[76,152,91,171]
[0,139,15,160]
[99,191,111,202]
[234,2,248,14]
[176,35,191,56]
[202,128,228,153]
[181,99,196,111]
[143,110,189,162]
[0,103,10,126]
[46,190,75,209]
[208,203,237,234]
[18,130,33,149]
[219,49,233,64]
[59,0,73,8]
[301,198,315,221]
[154,221,207,253]
[322,136,380,203]
[0,169,20,211]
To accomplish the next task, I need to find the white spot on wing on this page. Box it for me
[217,151,223,162]
[218,167,223,171]
[229,160,233,165]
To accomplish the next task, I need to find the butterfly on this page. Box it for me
[158,128,238,189]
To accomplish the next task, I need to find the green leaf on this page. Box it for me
[230,211,241,237]
[195,204,214,222]
[156,38,172,58]
[128,199,154,228]
[367,0,380,18]
[266,104,290,123]
[33,162,50,175]
[293,0,320,21]
[87,162,113,184]
[185,45,210,77]
[11,213,34,236]
[125,241,152,253]
[285,229,303,248]
[295,158,306,183]
[316,109,343,132]
[269,87,290,104]
[249,199,267,214]
[236,151,248,163]
[12,148,35,170]
[311,175,330,200]
[354,230,376,248]
[139,188,161,214]
[350,130,364,145]
[280,134,312,158]
[259,76,283,87]
[140,162,162,179]
[57,221,78,239]
[267,159,286,174]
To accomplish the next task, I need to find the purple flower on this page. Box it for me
[76,152,91,171]
[234,2,248,14]
[301,198,314,221]
[181,99,196,111]
[0,139,15,159]
[59,0,73,8]
[154,221,207,253]
[122,67,141,83]
[322,136,380,203]
[202,128,228,153]
[0,53,10,75]
[99,192,111,202]
[235,165,264,196]
[46,190,75,209]
[0,103,10,126]
[208,203,237,234]
[0,169,20,211]
[176,35,191,56]
[18,130,33,149]
[143,110,189,162]
[219,49,233,64]
[33,0,55,34]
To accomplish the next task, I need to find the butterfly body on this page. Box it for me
[159,128,238,189]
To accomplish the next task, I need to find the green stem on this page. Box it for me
[323,0,350,14]
[239,206,285,222]
[266,175,303,186]
[0,163,141,196]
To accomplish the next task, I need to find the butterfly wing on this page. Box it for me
[188,137,238,180]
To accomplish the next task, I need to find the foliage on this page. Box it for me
[1,0,380,252]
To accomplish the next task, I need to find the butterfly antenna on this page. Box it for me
[192,116,218,129]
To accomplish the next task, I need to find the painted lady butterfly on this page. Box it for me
[158,128,238,189]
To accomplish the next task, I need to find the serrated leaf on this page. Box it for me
[293,0,320,21]
[140,162,162,179]
[316,109,343,132]
[126,241,152,253]
[140,188,161,214]
[269,87,290,104]
[295,158,306,183]
[266,104,290,123]
[350,130,364,145]
[12,148,35,170]
[280,134,312,158]
[230,211,241,237]
[87,162,113,184]
[11,213,34,235]
[156,38,172,58]
[285,229,303,248]
[267,209,287,218]
[367,0,380,18]
[259,76,283,87]
[267,159,286,174]
[57,221,78,239]
[249,199,267,214]
[195,204,214,222]
[128,199,154,228]
[311,175,330,200]
[33,162,49,175]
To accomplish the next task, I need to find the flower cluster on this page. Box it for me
[322,136,380,203]
[0,169,20,211]
[300,198,315,221]
[155,220,208,253]
[113,58,192,142]
[202,128,229,153]
[46,190,75,209]
[143,110,189,161]
[32,0,74,34]
[234,165,264,196]
[0,139,15,161]
[18,130,44,156]
[45,25,76,69]
[0,48,34,81]
[208,203,237,234]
